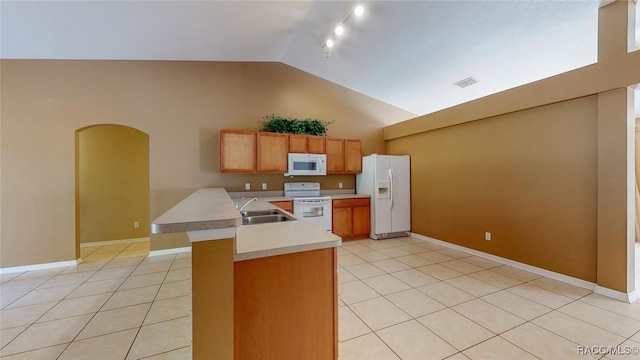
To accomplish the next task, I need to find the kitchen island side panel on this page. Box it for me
[234,247,338,360]
[192,238,234,360]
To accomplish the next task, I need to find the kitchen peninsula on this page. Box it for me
[152,188,341,360]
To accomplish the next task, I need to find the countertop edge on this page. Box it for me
[233,238,341,262]
[187,227,238,242]
[151,188,241,234]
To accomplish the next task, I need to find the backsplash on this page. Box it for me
[215,173,356,192]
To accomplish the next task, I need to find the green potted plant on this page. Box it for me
[260,115,333,136]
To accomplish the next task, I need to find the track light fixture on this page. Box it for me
[322,1,366,57]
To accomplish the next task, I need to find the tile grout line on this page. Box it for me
[1,243,124,357]
[339,238,608,359]
[123,251,180,360]
[53,242,145,360]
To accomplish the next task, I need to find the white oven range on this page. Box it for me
[284,182,332,231]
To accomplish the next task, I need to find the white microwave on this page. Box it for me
[287,153,327,176]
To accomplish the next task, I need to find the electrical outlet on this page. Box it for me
[133,221,139,229]
[262,183,267,190]
[485,232,491,241]
[339,182,343,189]
[245,183,250,190]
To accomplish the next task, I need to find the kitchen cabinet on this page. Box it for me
[269,200,293,212]
[234,248,338,360]
[289,135,307,153]
[332,197,370,241]
[326,138,362,174]
[219,130,256,173]
[220,129,359,174]
[325,138,344,174]
[289,135,326,154]
[307,135,326,154]
[344,139,362,173]
[256,132,288,173]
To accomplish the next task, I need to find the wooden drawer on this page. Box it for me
[269,200,293,213]
[332,198,370,208]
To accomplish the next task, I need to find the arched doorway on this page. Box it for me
[75,124,150,258]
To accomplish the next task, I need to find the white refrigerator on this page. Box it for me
[356,154,411,240]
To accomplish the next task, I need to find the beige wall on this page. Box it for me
[387,96,598,281]
[77,125,150,244]
[385,0,639,292]
[0,61,413,267]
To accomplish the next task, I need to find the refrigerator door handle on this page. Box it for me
[389,168,394,209]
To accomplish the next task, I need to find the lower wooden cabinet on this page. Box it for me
[332,197,370,241]
[269,200,293,212]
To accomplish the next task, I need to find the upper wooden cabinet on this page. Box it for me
[256,132,288,173]
[307,135,326,154]
[289,135,307,153]
[220,129,361,174]
[326,138,362,174]
[288,135,326,154]
[219,130,256,173]
[326,138,345,174]
[344,139,362,174]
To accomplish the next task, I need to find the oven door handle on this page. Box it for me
[294,199,332,206]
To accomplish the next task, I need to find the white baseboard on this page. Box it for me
[594,286,640,303]
[411,233,598,288]
[411,232,639,303]
[80,237,150,248]
[0,259,80,275]
[148,246,191,257]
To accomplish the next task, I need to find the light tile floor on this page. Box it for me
[1,241,192,359]
[337,237,640,360]
[2,237,640,359]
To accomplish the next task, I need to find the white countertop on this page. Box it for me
[234,200,341,261]
[151,188,241,234]
[152,187,341,262]
[230,193,371,202]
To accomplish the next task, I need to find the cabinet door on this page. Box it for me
[344,139,362,174]
[219,130,256,173]
[288,135,307,153]
[269,200,293,213]
[326,138,344,174]
[352,205,370,237]
[332,207,353,237]
[256,132,288,173]
[307,135,326,154]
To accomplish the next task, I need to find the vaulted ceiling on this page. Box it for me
[2,1,638,120]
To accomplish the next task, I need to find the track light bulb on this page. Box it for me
[334,25,344,36]
[354,4,364,17]
[326,39,334,48]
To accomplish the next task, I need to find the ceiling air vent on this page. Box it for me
[454,77,477,88]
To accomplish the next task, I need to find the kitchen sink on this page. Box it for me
[240,209,281,217]
[242,214,295,225]
[240,209,296,225]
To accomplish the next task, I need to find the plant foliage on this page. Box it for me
[260,114,333,136]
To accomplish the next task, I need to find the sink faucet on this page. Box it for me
[235,197,258,211]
